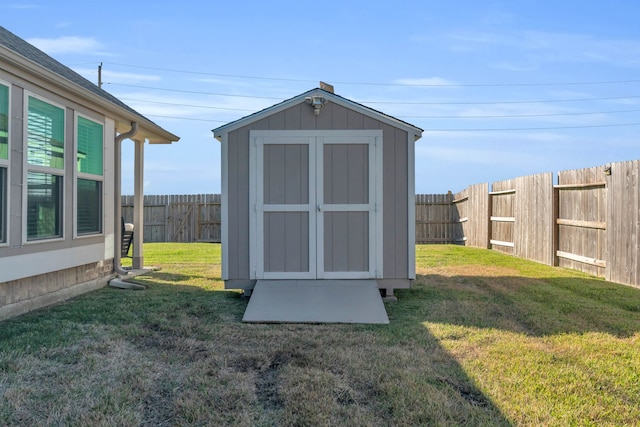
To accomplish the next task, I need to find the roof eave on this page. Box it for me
[0,45,179,144]
[212,88,423,142]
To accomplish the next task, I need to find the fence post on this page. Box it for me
[486,185,493,249]
[552,184,559,266]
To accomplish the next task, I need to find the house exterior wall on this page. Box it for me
[0,259,113,320]
[0,63,116,315]
[224,101,410,288]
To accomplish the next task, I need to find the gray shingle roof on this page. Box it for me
[0,26,169,135]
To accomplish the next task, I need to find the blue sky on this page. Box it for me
[3,1,640,194]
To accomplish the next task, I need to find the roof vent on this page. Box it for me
[320,81,334,93]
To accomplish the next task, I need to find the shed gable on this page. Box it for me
[218,88,420,286]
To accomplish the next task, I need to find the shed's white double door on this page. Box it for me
[249,130,383,280]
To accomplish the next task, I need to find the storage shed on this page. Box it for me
[213,85,422,323]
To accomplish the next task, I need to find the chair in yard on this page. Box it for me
[121,218,134,259]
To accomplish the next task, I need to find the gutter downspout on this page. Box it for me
[113,122,138,276]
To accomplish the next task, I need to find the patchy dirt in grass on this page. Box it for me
[11,244,638,425]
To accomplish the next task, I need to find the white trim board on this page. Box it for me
[0,242,106,282]
[249,130,383,280]
[407,131,417,279]
[220,133,229,280]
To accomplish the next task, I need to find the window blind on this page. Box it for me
[0,83,8,161]
[27,172,62,240]
[27,96,64,169]
[77,116,103,175]
[77,178,102,234]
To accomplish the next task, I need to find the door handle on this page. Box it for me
[318,204,322,212]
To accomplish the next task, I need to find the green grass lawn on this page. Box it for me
[1,244,640,426]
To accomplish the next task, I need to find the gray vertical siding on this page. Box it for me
[264,211,309,272]
[225,100,410,280]
[264,144,309,205]
[324,212,369,272]
[263,143,310,273]
[381,124,408,279]
[323,144,368,204]
[226,129,251,279]
[323,142,370,273]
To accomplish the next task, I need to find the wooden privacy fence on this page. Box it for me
[121,194,221,243]
[124,160,639,287]
[416,159,640,288]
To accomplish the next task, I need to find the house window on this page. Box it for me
[26,95,65,241]
[27,96,64,169]
[76,115,103,235]
[0,82,9,244]
[27,172,62,240]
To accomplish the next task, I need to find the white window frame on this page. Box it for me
[22,91,66,244]
[0,78,10,247]
[74,112,105,238]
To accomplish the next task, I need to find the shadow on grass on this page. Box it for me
[379,272,640,425]
[17,265,638,425]
[392,273,640,338]
[0,276,246,348]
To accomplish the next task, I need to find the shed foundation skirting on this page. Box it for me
[0,260,114,321]
[225,278,411,295]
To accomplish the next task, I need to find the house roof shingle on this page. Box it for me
[0,26,178,144]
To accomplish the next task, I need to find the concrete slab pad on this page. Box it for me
[242,280,389,324]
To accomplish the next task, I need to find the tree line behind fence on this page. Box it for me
[123,159,639,288]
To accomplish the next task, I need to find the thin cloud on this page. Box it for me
[445,29,640,68]
[75,68,161,84]
[26,35,110,56]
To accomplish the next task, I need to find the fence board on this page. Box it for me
[415,193,456,243]
[459,183,489,248]
[514,172,554,265]
[490,179,516,255]
[122,194,222,243]
[606,160,640,286]
[557,166,607,277]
